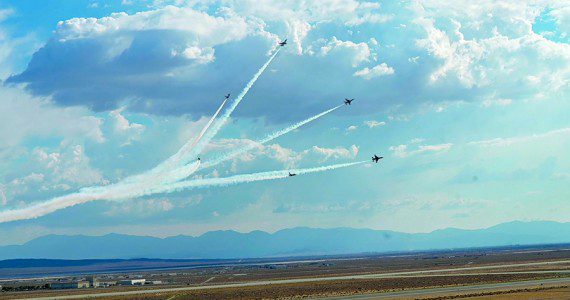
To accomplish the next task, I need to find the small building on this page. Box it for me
[118,279,146,286]
[97,281,117,287]
[87,276,99,288]
[50,281,90,289]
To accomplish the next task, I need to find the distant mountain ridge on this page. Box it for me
[1,221,569,260]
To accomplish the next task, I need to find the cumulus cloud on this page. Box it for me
[204,138,359,168]
[364,120,386,128]
[8,5,271,114]
[312,145,359,161]
[345,125,358,133]
[390,143,453,158]
[414,6,570,98]
[55,6,249,43]
[7,0,570,121]
[0,86,105,148]
[353,63,395,79]
[32,144,106,186]
[317,37,371,67]
[109,107,146,145]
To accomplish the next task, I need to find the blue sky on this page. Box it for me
[0,0,569,245]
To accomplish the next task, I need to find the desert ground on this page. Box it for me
[2,244,570,299]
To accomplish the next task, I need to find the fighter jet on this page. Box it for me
[372,155,383,163]
[344,98,354,105]
[279,39,287,46]
[288,172,297,177]
[225,93,230,99]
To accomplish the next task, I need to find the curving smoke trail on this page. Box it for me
[121,99,226,185]
[156,98,227,174]
[199,104,344,171]
[0,193,99,224]
[0,161,202,224]
[130,48,282,184]
[0,47,367,225]
[148,160,367,194]
[181,48,282,166]
[0,48,283,224]
[0,160,363,224]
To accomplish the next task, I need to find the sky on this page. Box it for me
[0,0,568,246]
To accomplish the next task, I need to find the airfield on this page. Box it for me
[1,244,570,299]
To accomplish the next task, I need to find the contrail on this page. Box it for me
[181,48,281,165]
[199,104,344,170]
[149,49,281,183]
[0,160,364,224]
[121,99,227,185]
[131,48,281,182]
[149,160,366,194]
[0,192,100,223]
[0,49,284,224]
[160,99,227,171]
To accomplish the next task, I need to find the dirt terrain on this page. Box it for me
[1,245,569,299]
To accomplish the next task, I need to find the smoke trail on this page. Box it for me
[181,48,281,165]
[0,160,364,223]
[121,98,227,185]
[159,160,201,185]
[125,48,281,184]
[199,104,344,170]
[160,99,227,171]
[150,160,366,194]
[0,192,101,223]
[110,49,280,186]
[0,50,284,224]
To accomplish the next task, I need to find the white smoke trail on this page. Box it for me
[0,192,100,223]
[125,48,281,184]
[121,98,227,185]
[150,160,366,194]
[158,99,227,172]
[0,49,284,224]
[0,160,364,223]
[199,104,343,170]
[181,49,281,165]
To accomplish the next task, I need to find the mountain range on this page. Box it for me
[1,221,569,260]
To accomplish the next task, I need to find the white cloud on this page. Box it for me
[32,144,106,186]
[364,120,386,128]
[0,86,105,149]
[0,8,14,22]
[390,143,453,158]
[482,97,512,107]
[353,63,395,79]
[204,138,359,168]
[56,6,250,46]
[345,13,393,26]
[318,37,371,67]
[109,107,146,146]
[174,46,215,64]
[469,128,570,148]
[414,6,570,95]
[345,125,358,133]
[311,145,359,161]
